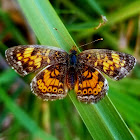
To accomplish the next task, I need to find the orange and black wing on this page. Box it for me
[78,49,136,80]
[31,64,68,101]
[75,65,108,103]
[5,45,68,76]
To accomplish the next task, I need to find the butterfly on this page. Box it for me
[5,45,136,103]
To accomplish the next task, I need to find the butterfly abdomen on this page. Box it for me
[66,67,77,89]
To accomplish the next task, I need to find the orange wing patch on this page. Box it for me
[75,65,108,103]
[5,45,68,76]
[31,64,68,101]
[79,49,136,80]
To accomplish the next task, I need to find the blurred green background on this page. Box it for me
[0,0,140,140]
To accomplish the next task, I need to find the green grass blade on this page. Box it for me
[0,88,56,140]
[17,0,135,139]
[18,0,76,53]
[86,0,105,15]
[69,90,135,140]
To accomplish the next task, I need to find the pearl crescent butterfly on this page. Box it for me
[5,45,136,103]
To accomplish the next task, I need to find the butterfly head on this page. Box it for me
[69,46,77,55]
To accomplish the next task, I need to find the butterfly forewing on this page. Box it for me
[75,64,108,103]
[5,45,68,76]
[31,64,68,101]
[78,49,136,80]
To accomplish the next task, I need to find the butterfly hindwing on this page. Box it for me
[5,45,68,76]
[31,64,68,101]
[74,64,108,103]
[78,49,136,80]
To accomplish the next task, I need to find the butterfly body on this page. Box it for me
[5,45,136,103]
[67,47,78,89]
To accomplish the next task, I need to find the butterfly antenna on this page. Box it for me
[53,28,72,48]
[79,38,103,48]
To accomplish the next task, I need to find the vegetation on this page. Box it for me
[0,0,140,139]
